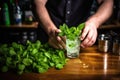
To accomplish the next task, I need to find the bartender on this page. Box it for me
[33,0,113,49]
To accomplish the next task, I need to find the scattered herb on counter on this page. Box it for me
[0,40,68,75]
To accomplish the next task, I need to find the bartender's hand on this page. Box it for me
[80,20,98,48]
[48,27,66,49]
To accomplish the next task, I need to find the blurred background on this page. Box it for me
[0,0,120,45]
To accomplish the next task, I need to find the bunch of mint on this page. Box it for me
[58,23,85,40]
[0,40,68,75]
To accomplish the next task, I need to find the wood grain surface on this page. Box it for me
[0,46,120,80]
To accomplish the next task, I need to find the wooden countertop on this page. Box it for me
[0,45,120,80]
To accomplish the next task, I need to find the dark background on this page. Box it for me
[0,0,120,44]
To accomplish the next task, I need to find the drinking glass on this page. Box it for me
[66,37,80,58]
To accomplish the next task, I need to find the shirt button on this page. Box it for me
[68,1,71,4]
[67,11,70,14]
[65,20,69,23]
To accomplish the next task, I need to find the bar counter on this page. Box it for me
[0,45,120,80]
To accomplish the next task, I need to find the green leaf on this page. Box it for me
[77,23,85,30]
[37,66,47,73]
[18,64,25,71]
[49,62,54,67]
[1,66,8,72]
[9,48,16,56]
[22,50,27,57]
[44,52,51,59]
[23,58,32,66]
[6,57,12,66]
[35,40,41,49]
[56,64,63,69]
[11,42,18,48]
[31,48,38,55]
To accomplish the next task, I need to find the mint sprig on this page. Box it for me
[59,23,85,40]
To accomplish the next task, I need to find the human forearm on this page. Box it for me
[34,0,57,34]
[87,0,113,28]
[80,0,113,48]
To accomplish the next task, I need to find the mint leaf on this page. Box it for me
[59,23,85,40]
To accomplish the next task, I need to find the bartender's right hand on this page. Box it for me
[48,28,66,49]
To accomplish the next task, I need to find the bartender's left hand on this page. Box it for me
[80,20,99,48]
[48,28,66,49]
